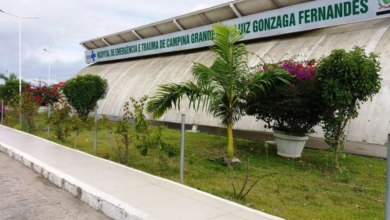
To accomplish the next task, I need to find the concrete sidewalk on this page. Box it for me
[0,125,283,220]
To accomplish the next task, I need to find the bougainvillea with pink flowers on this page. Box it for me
[23,83,64,106]
[246,60,326,136]
[280,60,316,80]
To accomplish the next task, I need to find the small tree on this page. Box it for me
[47,98,73,140]
[130,96,178,157]
[62,74,108,121]
[147,24,292,158]
[102,96,176,164]
[0,73,29,102]
[71,116,87,148]
[316,46,381,168]
[10,92,40,132]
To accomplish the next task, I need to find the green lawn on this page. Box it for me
[3,114,386,220]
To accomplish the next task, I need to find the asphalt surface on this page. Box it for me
[0,151,111,220]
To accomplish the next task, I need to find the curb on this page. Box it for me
[0,142,156,220]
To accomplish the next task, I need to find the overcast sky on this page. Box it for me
[0,0,230,85]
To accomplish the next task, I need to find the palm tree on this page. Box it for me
[147,24,292,158]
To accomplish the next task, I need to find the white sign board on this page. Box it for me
[85,0,390,64]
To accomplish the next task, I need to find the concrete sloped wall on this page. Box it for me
[77,17,390,146]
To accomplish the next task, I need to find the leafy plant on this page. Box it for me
[232,158,275,200]
[189,153,198,165]
[102,96,176,164]
[159,135,179,157]
[10,92,41,132]
[101,114,132,164]
[132,97,179,157]
[147,23,292,158]
[338,166,352,183]
[62,74,108,121]
[247,60,326,136]
[0,73,29,102]
[130,96,154,156]
[316,46,381,168]
[47,98,73,140]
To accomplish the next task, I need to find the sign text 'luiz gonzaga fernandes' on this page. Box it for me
[85,0,390,64]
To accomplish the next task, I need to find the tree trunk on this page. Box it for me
[334,124,342,169]
[227,122,234,158]
[124,134,129,164]
[334,118,350,169]
[334,140,340,169]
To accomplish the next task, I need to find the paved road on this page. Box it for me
[0,152,111,220]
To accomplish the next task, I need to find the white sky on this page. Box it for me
[0,0,231,85]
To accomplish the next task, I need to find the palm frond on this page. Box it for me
[192,61,230,92]
[247,68,293,97]
[210,24,248,75]
[206,92,242,126]
[146,81,215,119]
[192,63,217,86]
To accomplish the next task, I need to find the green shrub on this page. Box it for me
[62,74,108,121]
[10,92,40,132]
[102,96,178,164]
[47,99,72,140]
[316,46,381,168]
[0,73,29,102]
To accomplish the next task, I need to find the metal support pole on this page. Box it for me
[180,114,185,184]
[44,48,52,85]
[1,99,3,124]
[0,9,39,130]
[19,18,22,130]
[385,134,390,220]
[48,61,50,85]
[93,106,97,154]
[173,19,184,31]
[132,30,143,40]
[47,105,50,137]
[230,3,242,18]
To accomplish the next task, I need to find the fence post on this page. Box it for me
[1,99,3,124]
[385,134,390,220]
[47,105,51,137]
[93,106,97,154]
[180,114,185,184]
[19,97,22,130]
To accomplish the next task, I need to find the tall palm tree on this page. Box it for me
[147,24,292,158]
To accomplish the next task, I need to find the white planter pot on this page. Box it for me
[38,106,48,113]
[273,132,308,158]
[192,124,198,132]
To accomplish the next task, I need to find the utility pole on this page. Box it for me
[0,9,40,130]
